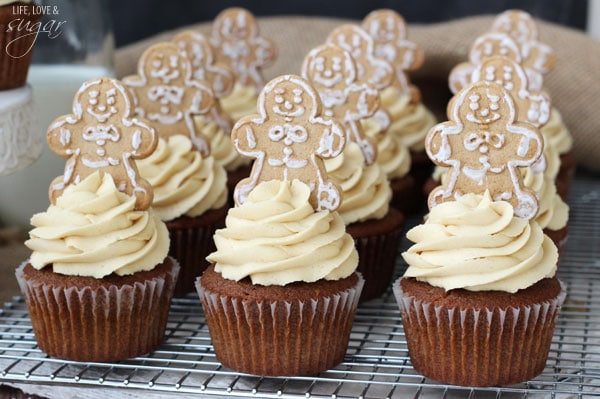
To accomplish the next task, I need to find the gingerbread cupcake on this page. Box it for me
[301,42,403,301]
[123,42,228,296]
[16,77,178,362]
[209,7,276,124]
[394,80,566,387]
[197,74,363,376]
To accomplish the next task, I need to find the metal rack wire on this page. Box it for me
[1,173,600,398]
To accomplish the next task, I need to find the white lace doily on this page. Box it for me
[0,85,42,176]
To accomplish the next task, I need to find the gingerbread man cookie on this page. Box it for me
[471,55,551,127]
[361,9,425,103]
[490,10,556,78]
[449,32,523,94]
[231,74,346,211]
[301,43,379,165]
[426,80,543,220]
[47,77,157,210]
[210,7,276,93]
[173,30,235,134]
[326,24,394,92]
[123,42,215,156]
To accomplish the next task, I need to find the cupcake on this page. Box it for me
[0,1,39,90]
[324,142,403,301]
[209,7,276,123]
[395,79,566,387]
[18,173,177,362]
[395,192,565,386]
[199,180,363,376]
[16,76,178,361]
[197,74,363,376]
[123,42,229,296]
[301,43,403,300]
[173,30,253,193]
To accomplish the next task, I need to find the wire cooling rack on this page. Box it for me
[1,173,600,399]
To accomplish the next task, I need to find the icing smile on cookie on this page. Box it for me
[149,54,181,84]
[311,56,345,87]
[272,88,306,119]
[466,93,501,124]
[86,89,118,123]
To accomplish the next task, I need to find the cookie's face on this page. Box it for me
[473,57,532,106]
[471,34,521,65]
[268,81,311,120]
[306,48,353,90]
[492,11,537,44]
[460,85,506,126]
[219,10,254,41]
[145,49,184,85]
[82,83,121,124]
[459,85,511,173]
[364,13,402,44]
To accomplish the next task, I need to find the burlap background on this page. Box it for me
[115,15,600,174]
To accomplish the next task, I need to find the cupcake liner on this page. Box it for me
[15,258,180,362]
[347,208,404,301]
[197,273,364,376]
[393,278,567,387]
[167,207,226,296]
[0,5,40,90]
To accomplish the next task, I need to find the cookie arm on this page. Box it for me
[231,118,265,206]
[448,63,475,95]
[313,117,346,159]
[125,118,157,159]
[47,116,76,158]
[425,122,461,167]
